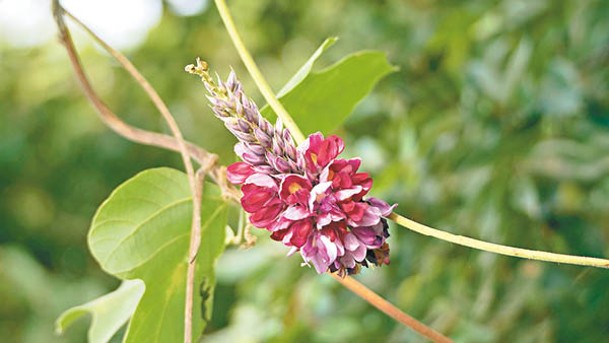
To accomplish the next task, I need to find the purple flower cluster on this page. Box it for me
[229,133,395,276]
[187,60,395,276]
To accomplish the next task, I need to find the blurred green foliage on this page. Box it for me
[1,0,609,342]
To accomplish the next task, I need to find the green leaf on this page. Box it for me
[276,37,338,97]
[87,167,227,342]
[55,279,145,343]
[262,48,396,135]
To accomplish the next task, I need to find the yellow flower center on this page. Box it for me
[289,182,302,194]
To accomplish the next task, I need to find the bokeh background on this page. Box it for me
[2,0,609,342]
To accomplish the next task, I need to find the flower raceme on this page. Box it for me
[231,132,395,275]
[187,60,396,276]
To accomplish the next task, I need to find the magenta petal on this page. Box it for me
[316,213,332,228]
[335,186,363,201]
[241,188,273,212]
[301,132,347,172]
[351,224,384,249]
[288,220,313,247]
[269,217,291,232]
[308,255,329,274]
[227,162,254,184]
[250,203,283,227]
[279,174,312,205]
[350,205,381,227]
[302,232,337,274]
[308,181,332,209]
[340,255,357,269]
[244,173,278,189]
[346,158,361,172]
[283,206,310,220]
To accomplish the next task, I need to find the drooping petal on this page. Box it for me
[367,197,397,216]
[319,234,338,266]
[351,241,367,261]
[343,233,360,251]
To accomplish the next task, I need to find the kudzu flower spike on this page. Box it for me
[187,59,396,276]
[186,58,301,178]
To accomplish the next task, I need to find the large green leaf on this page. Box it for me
[55,280,145,343]
[262,46,396,135]
[87,167,228,342]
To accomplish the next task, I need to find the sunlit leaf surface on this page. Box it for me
[262,48,396,135]
[88,168,227,342]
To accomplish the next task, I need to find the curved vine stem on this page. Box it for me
[213,0,306,145]
[52,3,221,342]
[51,6,215,167]
[212,0,609,271]
[390,213,609,268]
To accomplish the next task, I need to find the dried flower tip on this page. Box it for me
[185,58,214,86]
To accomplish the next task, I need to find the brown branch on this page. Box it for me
[330,274,453,343]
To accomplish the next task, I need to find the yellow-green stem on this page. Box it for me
[389,213,609,268]
[214,0,306,145]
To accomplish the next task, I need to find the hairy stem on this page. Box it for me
[330,274,453,343]
[389,213,609,268]
[213,0,306,145]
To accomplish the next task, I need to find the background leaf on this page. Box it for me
[87,168,227,342]
[262,50,396,135]
[55,280,145,343]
